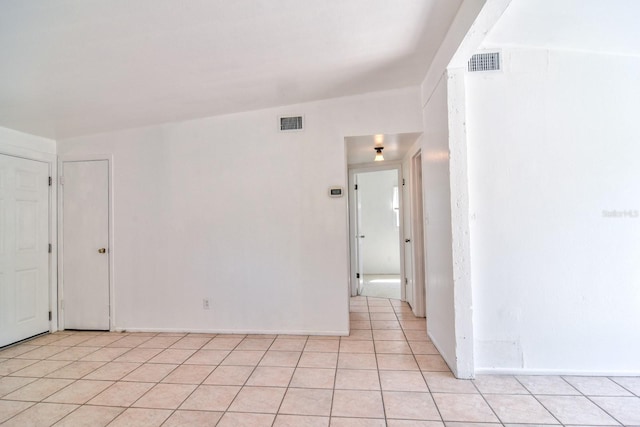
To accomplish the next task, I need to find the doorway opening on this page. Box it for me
[349,166,404,300]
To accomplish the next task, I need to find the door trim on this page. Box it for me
[347,162,406,300]
[58,154,114,330]
[0,144,58,335]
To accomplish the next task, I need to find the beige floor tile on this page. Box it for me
[228,386,286,413]
[0,376,37,397]
[79,347,129,362]
[380,370,429,391]
[350,321,372,330]
[77,335,124,347]
[386,421,444,427]
[15,346,69,360]
[0,345,40,358]
[300,352,339,369]
[138,336,182,348]
[179,385,240,411]
[87,381,154,406]
[334,369,380,390]
[304,340,340,353]
[28,334,68,345]
[383,391,441,420]
[53,405,123,427]
[371,320,401,330]
[377,354,419,371]
[350,313,370,321]
[49,335,94,347]
[202,337,244,350]
[591,396,640,425]
[432,393,499,422]
[611,376,640,396]
[280,387,333,416]
[221,350,266,366]
[369,312,397,321]
[563,376,633,396]
[423,372,477,394]
[148,348,196,364]
[415,355,450,372]
[515,375,580,395]
[472,375,528,394]
[204,365,254,385]
[107,335,153,348]
[277,335,309,340]
[83,361,141,380]
[536,395,620,425]
[44,379,113,404]
[184,349,230,365]
[274,414,329,426]
[368,306,394,313]
[375,340,412,354]
[0,400,34,423]
[404,330,430,341]
[3,378,74,401]
[409,341,440,355]
[337,353,378,370]
[132,383,196,409]
[247,366,295,387]
[484,394,559,424]
[161,364,214,384]
[47,346,101,361]
[330,417,386,426]
[107,407,172,427]
[122,363,177,382]
[169,336,212,350]
[341,330,373,341]
[114,348,163,363]
[290,368,336,389]
[2,402,76,426]
[372,330,407,341]
[271,339,308,351]
[162,409,222,426]
[9,359,72,377]
[237,338,275,350]
[332,389,384,418]
[259,351,301,367]
[45,361,105,379]
[340,340,375,354]
[217,412,275,427]
[400,320,426,330]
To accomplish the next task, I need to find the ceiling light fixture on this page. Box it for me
[374,146,384,162]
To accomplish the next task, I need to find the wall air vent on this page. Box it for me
[279,115,304,132]
[468,52,501,72]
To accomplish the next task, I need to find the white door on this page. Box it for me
[403,171,414,308]
[0,154,50,347]
[62,160,110,330]
[411,152,426,317]
[354,176,365,294]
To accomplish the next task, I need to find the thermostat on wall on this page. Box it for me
[329,186,344,198]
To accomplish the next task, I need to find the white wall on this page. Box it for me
[466,48,640,374]
[57,87,422,334]
[357,169,400,275]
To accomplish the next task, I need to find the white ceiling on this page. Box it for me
[345,132,421,166]
[483,0,640,55]
[0,0,462,139]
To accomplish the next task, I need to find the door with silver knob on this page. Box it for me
[62,160,110,330]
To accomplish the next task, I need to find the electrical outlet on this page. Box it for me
[203,298,210,310]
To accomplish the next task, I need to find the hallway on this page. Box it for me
[0,297,638,425]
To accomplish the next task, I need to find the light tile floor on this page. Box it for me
[0,296,639,426]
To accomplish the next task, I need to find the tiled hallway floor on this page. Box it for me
[1,297,639,426]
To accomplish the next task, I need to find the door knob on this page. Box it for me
[359,235,365,238]
[405,239,411,243]
[98,248,106,254]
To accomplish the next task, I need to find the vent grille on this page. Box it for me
[279,115,304,131]
[468,52,501,72]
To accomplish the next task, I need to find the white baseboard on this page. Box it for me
[112,327,349,337]
[475,367,640,377]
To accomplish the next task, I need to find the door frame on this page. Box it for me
[58,154,114,331]
[347,162,406,300]
[0,143,58,335]
[409,150,426,317]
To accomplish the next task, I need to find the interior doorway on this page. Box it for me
[349,166,403,300]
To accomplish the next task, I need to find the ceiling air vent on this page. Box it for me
[468,52,501,72]
[279,115,304,132]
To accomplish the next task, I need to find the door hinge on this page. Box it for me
[356,273,360,279]
[403,178,406,186]
[405,278,408,285]
[48,311,52,321]
[48,176,52,186]
[354,184,358,190]
[48,243,52,253]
